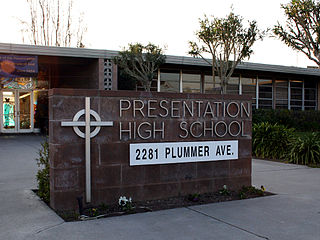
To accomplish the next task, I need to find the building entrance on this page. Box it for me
[1,90,34,133]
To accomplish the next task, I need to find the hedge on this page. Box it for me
[253,109,320,132]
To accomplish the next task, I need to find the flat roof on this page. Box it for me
[1,42,320,77]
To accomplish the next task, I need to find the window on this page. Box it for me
[182,73,200,93]
[160,72,180,92]
[227,76,239,94]
[290,80,303,110]
[275,80,288,109]
[241,77,256,108]
[136,72,158,91]
[304,80,317,110]
[258,79,273,109]
[204,75,221,94]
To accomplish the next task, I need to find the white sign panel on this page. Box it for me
[130,140,238,166]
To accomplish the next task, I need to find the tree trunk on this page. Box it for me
[221,76,227,94]
[212,65,215,89]
[146,79,152,91]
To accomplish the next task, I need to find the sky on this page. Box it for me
[0,0,316,68]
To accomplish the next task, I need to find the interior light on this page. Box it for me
[19,93,31,99]
[3,92,13,96]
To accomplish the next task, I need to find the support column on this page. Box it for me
[98,58,105,90]
[179,70,183,93]
[256,76,259,109]
[157,68,161,92]
[272,79,276,109]
[200,73,205,93]
[239,75,242,95]
[112,63,118,91]
[318,81,320,110]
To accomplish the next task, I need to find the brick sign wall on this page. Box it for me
[49,89,252,210]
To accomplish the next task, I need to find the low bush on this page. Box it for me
[287,133,320,165]
[36,139,50,203]
[238,186,265,199]
[253,109,320,132]
[252,122,294,159]
[253,109,293,127]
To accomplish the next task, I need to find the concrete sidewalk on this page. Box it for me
[0,135,63,240]
[1,135,319,240]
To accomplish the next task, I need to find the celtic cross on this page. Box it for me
[61,97,113,203]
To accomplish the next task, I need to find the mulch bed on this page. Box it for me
[55,186,273,222]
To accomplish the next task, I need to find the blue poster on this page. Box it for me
[0,55,38,78]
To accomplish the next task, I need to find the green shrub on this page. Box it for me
[238,186,264,199]
[252,122,294,159]
[219,185,230,196]
[36,139,50,203]
[253,109,320,132]
[253,109,293,126]
[287,133,320,165]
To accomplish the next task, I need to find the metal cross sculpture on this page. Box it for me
[61,97,113,203]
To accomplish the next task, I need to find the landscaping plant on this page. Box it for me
[238,186,265,199]
[36,139,50,203]
[187,193,200,202]
[287,133,320,165]
[253,109,320,132]
[219,185,231,196]
[189,10,264,94]
[118,196,133,212]
[112,43,165,91]
[252,122,294,159]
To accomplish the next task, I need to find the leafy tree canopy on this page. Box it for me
[274,0,320,66]
[113,43,166,91]
[189,11,263,93]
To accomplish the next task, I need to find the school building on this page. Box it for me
[0,42,319,134]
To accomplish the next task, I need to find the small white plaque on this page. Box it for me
[130,140,238,166]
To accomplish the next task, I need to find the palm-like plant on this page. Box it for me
[287,133,320,165]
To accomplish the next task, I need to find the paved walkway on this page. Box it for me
[0,135,319,240]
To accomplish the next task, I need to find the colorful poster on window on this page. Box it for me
[3,102,14,127]
[1,78,34,89]
[0,55,38,78]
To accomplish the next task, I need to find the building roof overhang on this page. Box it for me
[1,42,320,77]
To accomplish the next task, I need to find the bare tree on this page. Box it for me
[20,0,87,47]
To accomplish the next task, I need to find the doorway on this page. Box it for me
[1,90,34,133]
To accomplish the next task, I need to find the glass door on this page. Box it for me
[1,90,16,132]
[18,91,33,132]
[1,90,34,133]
